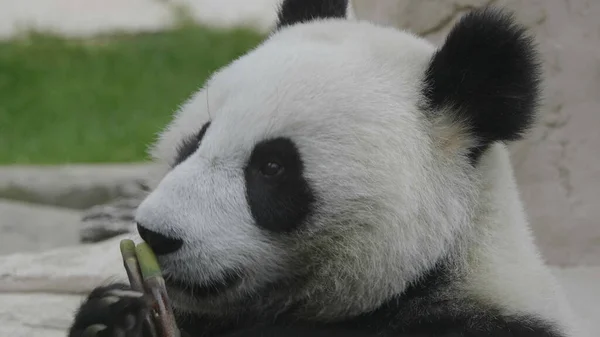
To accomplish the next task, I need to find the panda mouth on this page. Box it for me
[164,270,243,298]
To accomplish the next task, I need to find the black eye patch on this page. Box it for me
[173,121,211,167]
[244,137,316,233]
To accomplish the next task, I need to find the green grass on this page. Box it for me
[0,25,264,164]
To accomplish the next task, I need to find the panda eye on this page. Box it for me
[260,161,284,177]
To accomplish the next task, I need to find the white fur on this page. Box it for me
[135,16,577,335]
[462,143,582,337]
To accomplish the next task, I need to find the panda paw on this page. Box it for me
[68,283,152,337]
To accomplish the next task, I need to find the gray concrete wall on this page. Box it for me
[351,0,600,266]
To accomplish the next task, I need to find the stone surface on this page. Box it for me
[171,0,280,32]
[0,293,83,337]
[0,236,127,336]
[551,267,600,337]
[351,0,600,267]
[0,200,81,255]
[0,0,281,40]
[80,196,145,243]
[0,234,128,294]
[0,0,172,40]
[0,163,159,210]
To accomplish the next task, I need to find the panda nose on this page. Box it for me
[136,223,183,256]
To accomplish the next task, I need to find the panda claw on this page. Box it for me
[106,289,145,298]
[100,296,121,306]
[82,324,107,337]
[69,283,152,337]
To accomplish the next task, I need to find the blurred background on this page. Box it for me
[0,0,597,336]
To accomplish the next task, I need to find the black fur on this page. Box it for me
[244,137,316,233]
[275,0,348,29]
[69,262,565,337]
[182,259,564,337]
[173,121,211,167]
[165,268,243,299]
[422,7,542,163]
[220,315,563,337]
[68,283,151,337]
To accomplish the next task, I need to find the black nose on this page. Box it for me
[137,223,183,256]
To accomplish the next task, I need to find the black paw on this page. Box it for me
[68,283,152,337]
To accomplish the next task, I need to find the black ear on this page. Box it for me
[275,0,348,29]
[422,7,542,162]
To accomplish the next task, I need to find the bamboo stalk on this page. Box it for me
[120,239,159,337]
[119,240,144,292]
[119,239,180,337]
[136,242,181,337]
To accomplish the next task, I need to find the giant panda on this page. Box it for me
[67,0,581,336]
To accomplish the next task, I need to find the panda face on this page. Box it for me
[134,1,541,318]
[135,21,467,314]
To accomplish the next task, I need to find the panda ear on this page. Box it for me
[422,7,542,162]
[275,0,348,29]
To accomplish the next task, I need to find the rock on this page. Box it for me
[0,0,281,41]
[551,266,600,337]
[351,0,600,267]
[0,234,139,336]
[0,293,83,337]
[1,323,69,337]
[351,0,488,39]
[80,196,145,243]
[0,234,129,294]
[0,235,132,336]
[0,163,161,210]
[171,0,280,32]
[0,200,81,255]
[0,0,173,40]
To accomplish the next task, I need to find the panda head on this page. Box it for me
[135,0,541,319]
